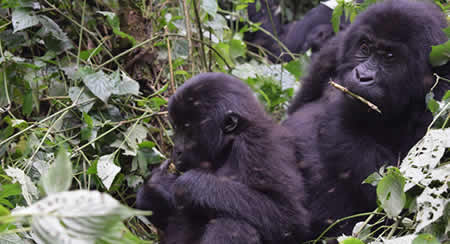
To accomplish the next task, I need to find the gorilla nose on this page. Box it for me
[355,68,374,83]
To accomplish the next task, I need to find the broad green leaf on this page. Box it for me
[376,168,406,217]
[283,59,302,80]
[12,190,149,244]
[339,237,364,244]
[5,167,39,205]
[112,71,140,96]
[11,8,39,33]
[412,234,440,244]
[112,124,148,156]
[42,147,72,195]
[201,0,218,16]
[68,86,95,113]
[430,40,450,67]
[83,70,114,103]
[0,183,21,199]
[363,171,382,186]
[97,154,121,190]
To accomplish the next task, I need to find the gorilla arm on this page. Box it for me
[173,169,290,241]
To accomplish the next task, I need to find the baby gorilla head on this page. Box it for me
[168,73,266,172]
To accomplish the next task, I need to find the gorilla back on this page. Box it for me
[284,0,449,239]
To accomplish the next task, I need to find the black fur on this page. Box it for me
[284,0,449,239]
[137,73,310,243]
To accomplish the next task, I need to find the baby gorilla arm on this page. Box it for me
[173,169,290,241]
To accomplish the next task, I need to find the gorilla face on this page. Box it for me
[334,1,447,117]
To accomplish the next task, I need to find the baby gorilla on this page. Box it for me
[136,73,310,244]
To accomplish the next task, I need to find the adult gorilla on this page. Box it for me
[136,73,310,244]
[284,0,449,238]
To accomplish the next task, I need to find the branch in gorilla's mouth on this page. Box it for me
[329,80,382,114]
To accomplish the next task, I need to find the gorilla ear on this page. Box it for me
[222,111,248,134]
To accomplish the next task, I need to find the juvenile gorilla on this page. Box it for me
[136,73,310,243]
[283,0,449,238]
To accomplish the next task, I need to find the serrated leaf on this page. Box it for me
[97,154,121,190]
[5,167,39,205]
[82,71,114,103]
[11,8,40,33]
[12,190,149,244]
[68,86,95,113]
[37,16,73,52]
[376,168,406,217]
[42,148,72,195]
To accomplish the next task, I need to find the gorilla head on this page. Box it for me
[336,0,447,117]
[168,73,265,172]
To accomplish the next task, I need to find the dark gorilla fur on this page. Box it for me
[136,73,310,244]
[283,0,449,238]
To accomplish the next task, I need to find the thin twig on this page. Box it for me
[329,80,382,114]
[181,0,194,72]
[191,0,208,70]
[165,27,176,94]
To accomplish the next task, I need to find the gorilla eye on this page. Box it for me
[384,52,394,61]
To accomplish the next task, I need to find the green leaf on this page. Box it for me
[22,90,32,116]
[412,234,440,244]
[0,204,10,216]
[283,59,302,80]
[339,237,364,244]
[331,2,344,33]
[112,71,140,96]
[376,167,406,217]
[42,147,73,195]
[0,183,21,199]
[11,8,39,33]
[12,190,150,244]
[97,11,136,45]
[363,171,382,186]
[430,40,450,67]
[201,0,218,16]
[5,167,39,205]
[79,47,103,61]
[37,16,73,52]
[68,86,95,113]
[83,70,114,103]
[97,154,121,190]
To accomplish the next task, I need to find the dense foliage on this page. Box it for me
[0,0,448,243]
